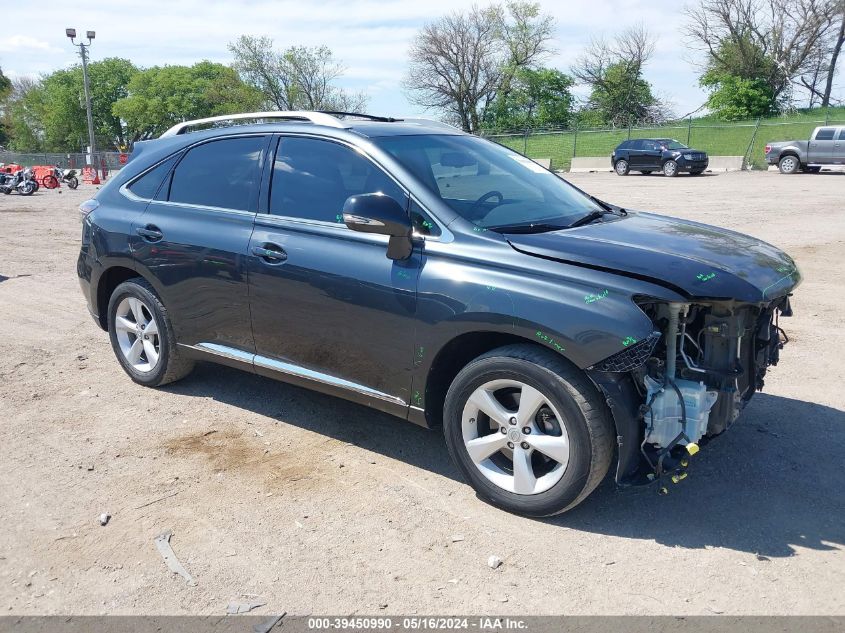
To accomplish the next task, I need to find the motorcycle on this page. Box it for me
[60,167,79,189]
[0,168,36,195]
[43,167,79,190]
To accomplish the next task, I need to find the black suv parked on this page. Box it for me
[78,111,798,516]
[612,138,709,176]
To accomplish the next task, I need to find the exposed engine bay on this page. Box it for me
[590,295,793,487]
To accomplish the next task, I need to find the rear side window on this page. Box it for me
[269,136,407,223]
[126,154,179,200]
[815,128,836,140]
[168,136,266,211]
[838,128,845,140]
[617,141,631,150]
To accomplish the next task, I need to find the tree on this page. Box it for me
[404,2,555,132]
[483,67,574,130]
[0,65,11,147]
[684,0,840,107]
[572,26,666,125]
[699,36,782,117]
[801,2,845,107]
[3,77,44,151]
[113,61,263,141]
[229,36,366,112]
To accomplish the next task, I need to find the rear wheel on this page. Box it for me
[662,159,679,177]
[443,344,614,517]
[42,175,59,189]
[614,159,630,176]
[778,155,800,174]
[67,176,79,189]
[107,278,194,387]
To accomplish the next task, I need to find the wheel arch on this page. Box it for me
[419,331,579,428]
[94,265,158,330]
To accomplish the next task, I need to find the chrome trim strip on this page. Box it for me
[254,354,407,406]
[409,405,426,413]
[180,342,407,407]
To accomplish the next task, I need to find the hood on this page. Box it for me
[506,212,800,302]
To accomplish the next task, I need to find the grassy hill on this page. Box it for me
[488,106,845,171]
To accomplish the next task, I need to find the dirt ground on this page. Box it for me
[0,171,843,616]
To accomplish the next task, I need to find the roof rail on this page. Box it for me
[401,118,462,131]
[317,111,400,123]
[159,111,350,138]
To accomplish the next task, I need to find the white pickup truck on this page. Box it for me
[765,125,845,173]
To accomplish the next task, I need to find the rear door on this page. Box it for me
[133,134,271,353]
[625,140,645,169]
[808,127,836,163]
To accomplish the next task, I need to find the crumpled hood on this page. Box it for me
[507,212,801,302]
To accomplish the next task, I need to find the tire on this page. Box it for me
[662,160,679,177]
[443,344,614,517]
[67,177,79,189]
[42,175,59,189]
[640,170,652,175]
[778,155,800,174]
[19,183,35,196]
[614,159,629,176]
[107,278,194,387]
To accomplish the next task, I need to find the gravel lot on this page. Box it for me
[0,171,843,616]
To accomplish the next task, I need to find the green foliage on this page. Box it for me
[701,73,777,120]
[483,67,574,131]
[0,66,11,146]
[587,62,657,126]
[698,37,783,121]
[113,61,263,141]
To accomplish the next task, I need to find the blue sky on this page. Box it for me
[0,0,731,118]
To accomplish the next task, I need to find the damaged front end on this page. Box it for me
[589,294,794,487]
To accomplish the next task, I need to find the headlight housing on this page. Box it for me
[683,153,693,160]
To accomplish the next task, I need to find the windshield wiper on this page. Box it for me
[486,222,570,234]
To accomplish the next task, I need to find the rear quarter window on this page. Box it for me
[126,154,179,200]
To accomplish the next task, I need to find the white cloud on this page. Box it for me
[0,0,711,115]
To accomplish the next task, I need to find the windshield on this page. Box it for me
[660,140,689,150]
[372,134,601,230]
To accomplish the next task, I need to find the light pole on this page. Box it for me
[65,28,96,164]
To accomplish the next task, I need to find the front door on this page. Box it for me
[247,135,421,413]
[133,134,271,352]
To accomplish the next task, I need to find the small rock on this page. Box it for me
[451,535,465,543]
[86,465,94,472]
[499,597,508,603]
[378,603,388,609]
[756,554,771,562]
[99,514,110,526]
[487,555,502,569]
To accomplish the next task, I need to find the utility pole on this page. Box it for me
[65,28,96,164]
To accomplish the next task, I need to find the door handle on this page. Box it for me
[136,225,163,242]
[252,244,287,263]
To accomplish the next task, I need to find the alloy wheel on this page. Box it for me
[461,379,570,495]
[114,296,161,373]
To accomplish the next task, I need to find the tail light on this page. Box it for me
[79,199,99,219]
[764,145,771,154]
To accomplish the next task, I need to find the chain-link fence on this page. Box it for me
[480,117,845,172]
[0,151,125,173]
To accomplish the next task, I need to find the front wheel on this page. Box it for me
[107,278,194,387]
[19,183,35,196]
[614,159,629,176]
[67,176,79,189]
[662,160,679,177]
[443,344,614,517]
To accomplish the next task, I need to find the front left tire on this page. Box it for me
[662,159,679,177]
[443,344,614,517]
[614,159,630,176]
[107,278,194,387]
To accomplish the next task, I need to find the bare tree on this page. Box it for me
[229,36,367,112]
[404,2,554,132]
[572,25,667,125]
[684,0,839,103]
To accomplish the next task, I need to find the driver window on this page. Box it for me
[269,137,407,223]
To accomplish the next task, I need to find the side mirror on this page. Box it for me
[343,193,413,260]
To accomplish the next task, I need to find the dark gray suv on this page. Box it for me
[77,111,799,516]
